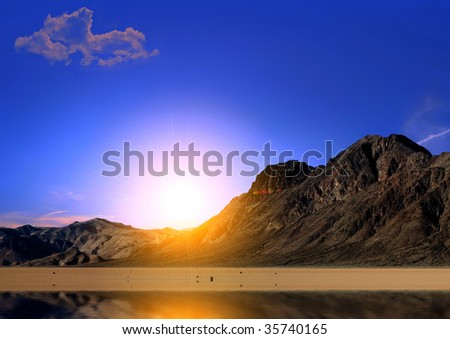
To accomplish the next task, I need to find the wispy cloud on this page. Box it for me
[34,211,97,227]
[15,7,159,66]
[0,211,96,228]
[0,212,31,228]
[49,189,84,202]
[405,96,450,148]
[417,128,450,145]
[44,210,68,216]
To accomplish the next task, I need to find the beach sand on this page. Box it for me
[1,267,450,292]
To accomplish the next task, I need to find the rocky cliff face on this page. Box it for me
[126,134,450,266]
[1,134,450,266]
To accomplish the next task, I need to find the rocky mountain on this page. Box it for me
[1,134,450,266]
[125,134,450,266]
[0,218,180,266]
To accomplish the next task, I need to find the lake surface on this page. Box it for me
[1,291,450,318]
[1,268,450,318]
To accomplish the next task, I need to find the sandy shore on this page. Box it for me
[0,267,449,292]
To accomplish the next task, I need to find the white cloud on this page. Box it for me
[404,96,450,147]
[44,210,68,216]
[0,210,97,228]
[15,7,158,66]
[417,128,450,145]
[35,211,97,227]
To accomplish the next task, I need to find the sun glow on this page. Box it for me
[105,118,250,230]
[159,179,209,229]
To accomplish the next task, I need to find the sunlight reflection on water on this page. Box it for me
[1,291,450,319]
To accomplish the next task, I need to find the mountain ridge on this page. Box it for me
[1,134,450,266]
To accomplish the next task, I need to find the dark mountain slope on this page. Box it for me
[1,134,449,266]
[125,134,450,266]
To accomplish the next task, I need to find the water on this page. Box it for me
[1,291,450,319]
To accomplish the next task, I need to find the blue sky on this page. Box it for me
[1,0,450,228]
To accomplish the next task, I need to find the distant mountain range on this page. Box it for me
[0,218,182,266]
[1,134,450,266]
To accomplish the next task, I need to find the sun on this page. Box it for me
[159,180,206,229]
[120,172,230,230]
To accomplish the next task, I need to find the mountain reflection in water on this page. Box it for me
[1,291,450,319]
